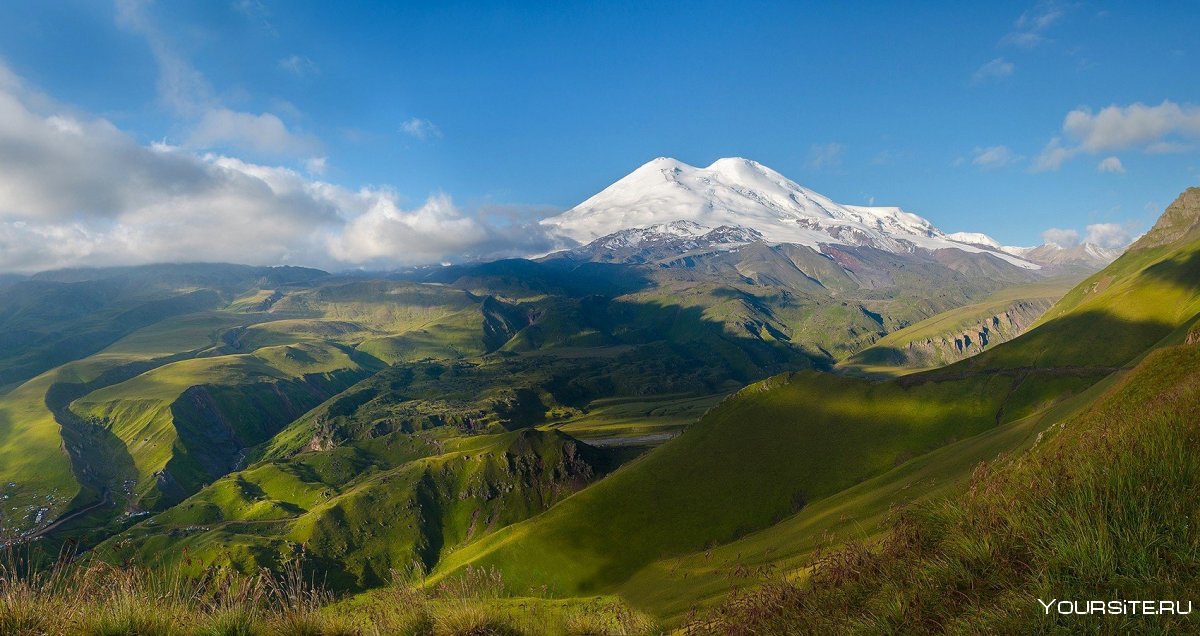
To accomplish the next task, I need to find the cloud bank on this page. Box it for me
[0,64,561,273]
[1040,223,1133,249]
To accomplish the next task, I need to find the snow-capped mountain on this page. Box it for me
[944,230,1120,269]
[944,232,1003,249]
[542,157,1039,269]
[591,220,764,251]
[559,221,766,264]
[1002,242,1121,268]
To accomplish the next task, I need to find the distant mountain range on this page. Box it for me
[543,156,1119,271]
[944,231,1121,269]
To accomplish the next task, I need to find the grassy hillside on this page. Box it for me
[690,325,1200,634]
[621,363,1125,621]
[0,264,327,391]
[1,233,1064,543]
[428,191,1200,623]
[0,312,259,537]
[429,365,1103,600]
[99,428,620,591]
[70,341,373,511]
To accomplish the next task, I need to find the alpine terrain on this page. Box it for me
[4,163,1192,636]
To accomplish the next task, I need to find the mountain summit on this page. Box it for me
[542,157,1039,269]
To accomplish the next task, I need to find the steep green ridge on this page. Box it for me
[70,341,373,511]
[0,277,522,539]
[0,312,257,536]
[99,428,617,591]
[428,191,1200,618]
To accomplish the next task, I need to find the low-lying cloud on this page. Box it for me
[1083,223,1132,249]
[1040,223,1133,249]
[0,65,562,273]
[1041,227,1080,248]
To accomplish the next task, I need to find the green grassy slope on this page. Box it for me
[70,342,373,511]
[99,428,617,591]
[1,274,543,539]
[0,263,327,391]
[428,190,1200,619]
[429,366,1102,599]
[621,363,1127,621]
[0,312,258,536]
[691,325,1200,634]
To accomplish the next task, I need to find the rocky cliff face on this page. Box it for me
[891,298,1055,367]
[1131,187,1200,250]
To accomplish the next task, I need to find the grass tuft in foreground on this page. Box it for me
[0,555,657,635]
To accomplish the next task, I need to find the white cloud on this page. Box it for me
[1015,2,1066,32]
[1032,137,1076,172]
[232,0,277,36]
[804,142,844,170]
[1003,1,1067,49]
[116,0,315,160]
[1064,101,1200,152]
[1000,32,1045,49]
[115,0,212,117]
[400,117,442,140]
[1097,156,1125,173]
[305,156,327,176]
[971,145,1019,169]
[279,55,318,77]
[1084,223,1131,248]
[187,108,319,157]
[1041,227,1080,247]
[0,62,559,273]
[329,193,488,265]
[1037,223,1134,249]
[1035,101,1200,170]
[972,58,1015,84]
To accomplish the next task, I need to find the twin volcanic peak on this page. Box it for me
[541,157,1117,270]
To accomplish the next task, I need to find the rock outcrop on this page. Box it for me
[894,298,1055,367]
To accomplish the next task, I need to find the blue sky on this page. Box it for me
[0,0,1198,271]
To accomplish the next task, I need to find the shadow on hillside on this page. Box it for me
[396,259,657,298]
[44,381,140,542]
[925,308,1180,376]
[1141,245,1200,291]
[448,308,1188,596]
[0,288,221,389]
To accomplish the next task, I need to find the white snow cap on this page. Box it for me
[543,157,1039,269]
